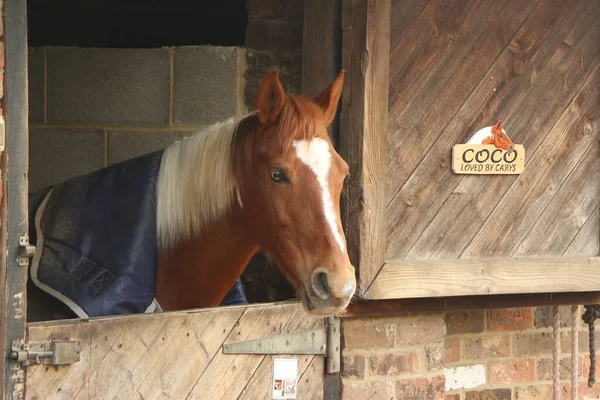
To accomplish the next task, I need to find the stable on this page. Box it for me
[1,1,600,399]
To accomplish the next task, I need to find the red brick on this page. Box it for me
[425,343,444,372]
[487,307,532,331]
[577,381,600,399]
[515,385,553,399]
[583,355,600,380]
[342,353,365,378]
[463,335,510,360]
[537,357,582,381]
[343,318,395,349]
[342,380,394,400]
[514,332,553,356]
[466,389,511,400]
[395,315,446,347]
[445,338,460,363]
[489,359,535,384]
[369,352,419,376]
[534,306,571,328]
[445,311,485,335]
[396,375,445,400]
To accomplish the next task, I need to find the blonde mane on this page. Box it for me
[156,114,250,251]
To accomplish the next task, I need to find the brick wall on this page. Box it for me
[341,306,599,399]
[243,0,303,110]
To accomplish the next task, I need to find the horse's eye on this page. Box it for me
[499,134,504,138]
[270,169,289,183]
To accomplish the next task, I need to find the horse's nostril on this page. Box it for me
[311,270,331,300]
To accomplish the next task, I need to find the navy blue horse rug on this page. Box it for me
[28,149,248,319]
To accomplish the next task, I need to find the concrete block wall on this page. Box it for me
[341,306,600,399]
[27,45,246,192]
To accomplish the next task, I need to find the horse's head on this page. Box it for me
[490,120,514,154]
[233,69,355,316]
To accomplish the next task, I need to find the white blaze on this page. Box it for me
[292,138,345,253]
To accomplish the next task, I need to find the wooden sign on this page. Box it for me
[452,144,525,175]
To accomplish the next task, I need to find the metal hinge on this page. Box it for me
[9,333,80,370]
[222,316,341,373]
[18,234,36,266]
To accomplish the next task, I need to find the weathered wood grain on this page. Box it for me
[385,0,539,226]
[399,0,600,261]
[514,139,599,256]
[564,208,600,258]
[184,304,318,399]
[2,0,31,395]
[388,0,479,117]
[339,0,391,292]
[24,303,322,400]
[460,59,600,258]
[367,257,600,299]
[343,291,600,318]
[389,0,432,55]
[237,309,323,399]
[385,0,585,260]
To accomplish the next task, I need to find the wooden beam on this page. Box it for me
[342,291,600,318]
[366,256,600,300]
[339,0,390,295]
[2,0,30,397]
[302,0,342,149]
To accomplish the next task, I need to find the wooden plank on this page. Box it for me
[514,141,599,256]
[133,309,246,400]
[387,0,480,118]
[236,309,324,399]
[564,208,599,257]
[183,304,312,399]
[343,291,600,318]
[25,304,319,400]
[389,0,431,51]
[302,0,337,99]
[388,0,600,261]
[366,256,600,299]
[3,0,31,397]
[385,0,539,238]
[460,58,600,259]
[302,0,342,148]
[384,0,586,260]
[297,356,325,399]
[339,0,391,293]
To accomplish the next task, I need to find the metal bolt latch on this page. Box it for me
[18,234,36,266]
[9,333,80,370]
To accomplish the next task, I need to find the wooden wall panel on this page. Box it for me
[383,0,600,266]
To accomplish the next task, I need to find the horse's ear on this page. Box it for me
[313,69,345,125]
[492,120,503,134]
[256,70,286,124]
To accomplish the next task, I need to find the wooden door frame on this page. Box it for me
[336,0,600,311]
[1,0,30,398]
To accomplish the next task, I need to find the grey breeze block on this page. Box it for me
[46,47,171,125]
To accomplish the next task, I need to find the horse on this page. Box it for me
[466,120,515,153]
[27,69,356,320]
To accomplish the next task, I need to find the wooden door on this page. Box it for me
[24,302,326,399]
[340,0,600,299]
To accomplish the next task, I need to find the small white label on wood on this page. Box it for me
[452,144,525,175]
[272,358,298,399]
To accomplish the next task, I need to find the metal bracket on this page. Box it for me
[9,333,80,370]
[222,316,341,373]
[18,233,36,266]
